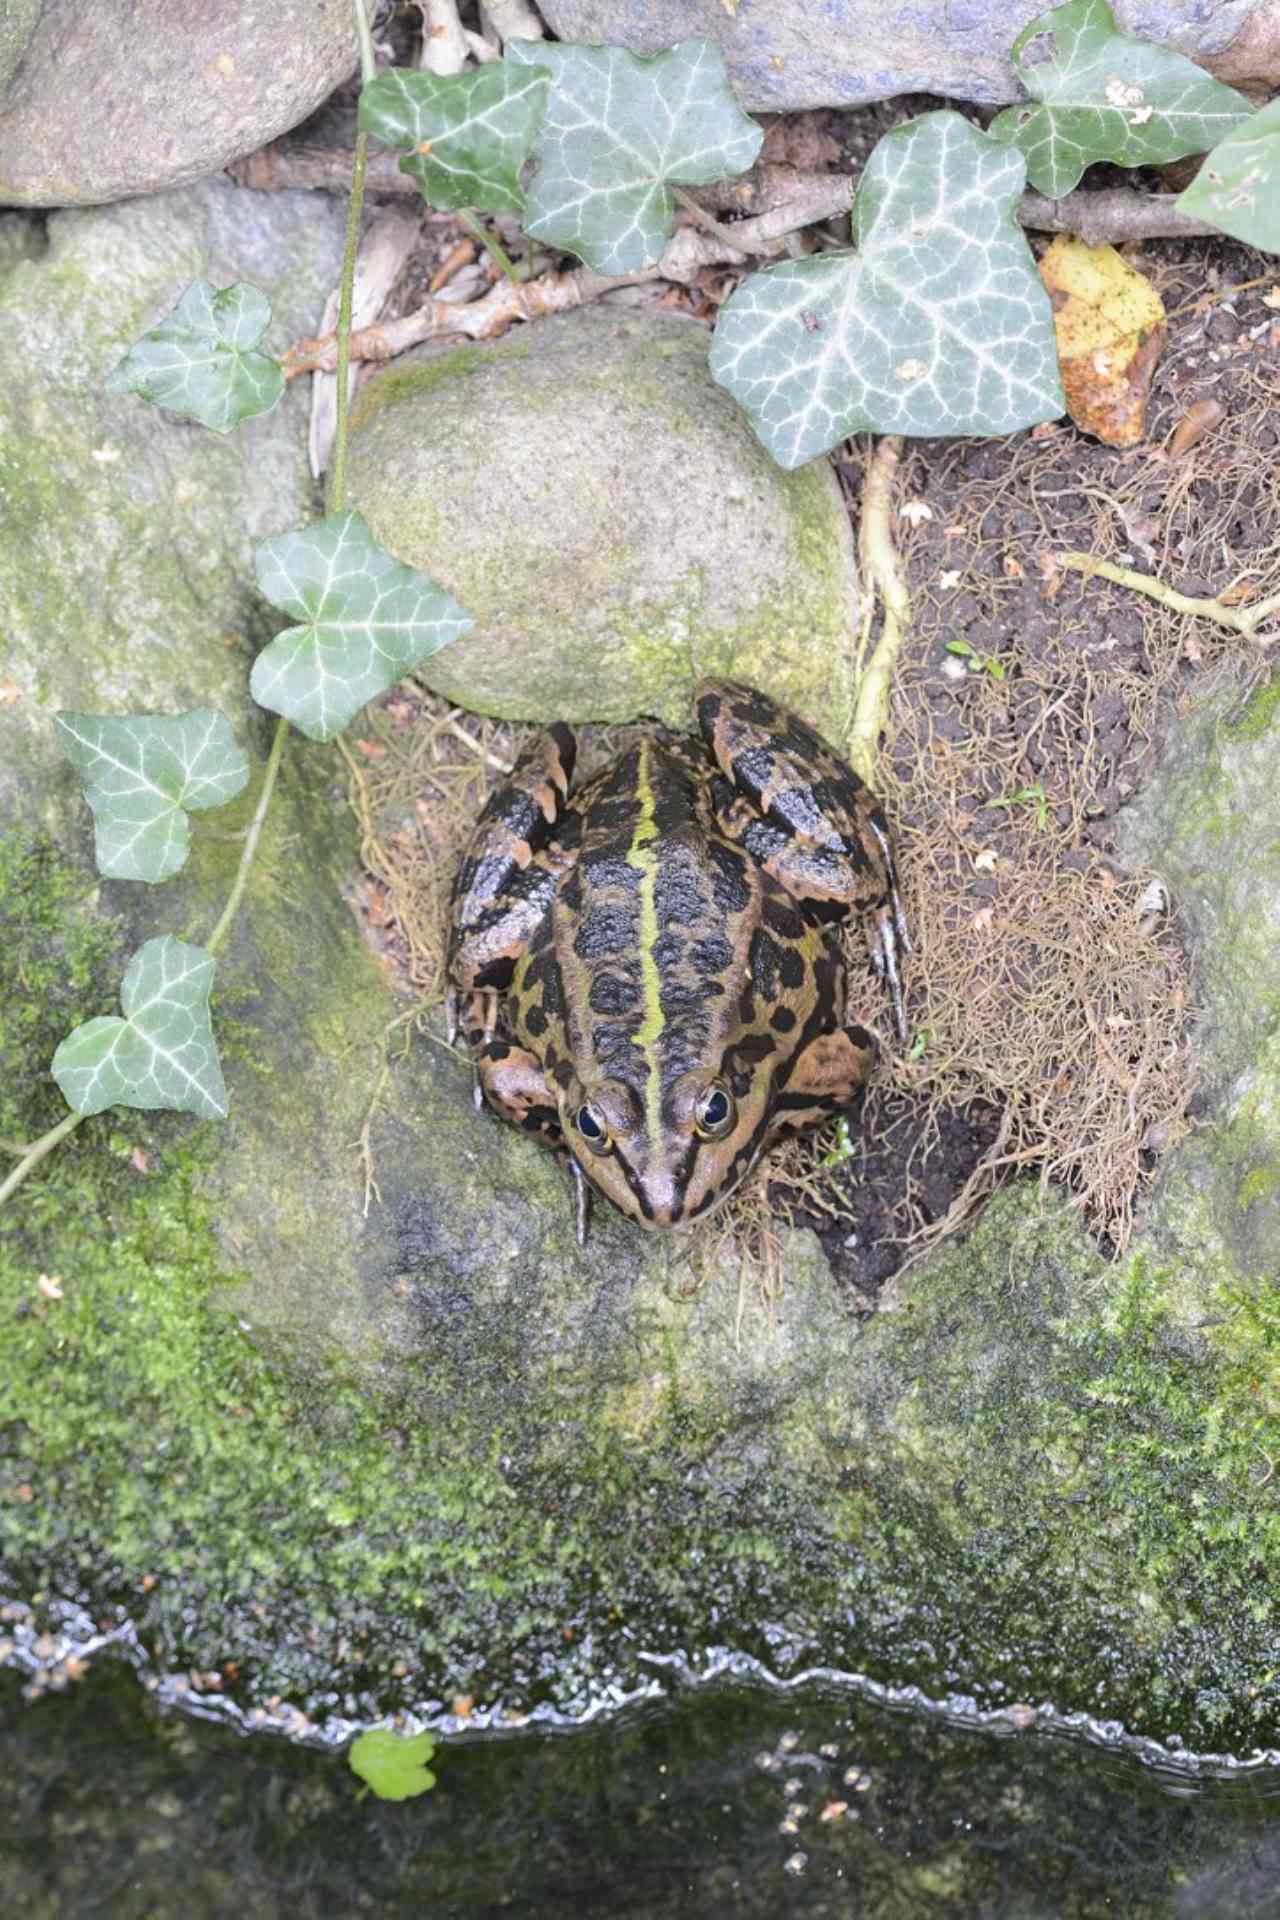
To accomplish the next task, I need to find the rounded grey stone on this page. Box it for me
[345,305,860,736]
[0,0,358,207]
[536,0,1276,110]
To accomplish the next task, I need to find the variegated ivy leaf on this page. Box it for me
[988,0,1251,199]
[1176,97,1280,255]
[709,112,1064,470]
[105,280,285,433]
[506,36,762,273]
[52,937,227,1121]
[250,510,472,743]
[358,59,550,213]
[54,710,250,884]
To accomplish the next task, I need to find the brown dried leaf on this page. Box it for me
[1041,235,1166,447]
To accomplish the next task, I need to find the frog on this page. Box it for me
[446,678,908,1242]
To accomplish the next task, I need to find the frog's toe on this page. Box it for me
[870,907,909,1045]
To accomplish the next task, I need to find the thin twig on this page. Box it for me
[231,133,1228,257]
[1166,273,1279,321]
[1059,552,1280,645]
[1017,188,1218,245]
[442,712,515,771]
[285,263,660,373]
[672,185,783,259]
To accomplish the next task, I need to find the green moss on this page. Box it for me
[1228,674,1280,743]
[1238,1164,1280,1210]
[348,344,520,434]
[0,839,121,1144]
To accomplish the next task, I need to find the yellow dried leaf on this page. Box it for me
[1040,235,1166,447]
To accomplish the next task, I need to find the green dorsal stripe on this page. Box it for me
[625,738,665,1158]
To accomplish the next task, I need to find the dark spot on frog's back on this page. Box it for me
[706,837,751,914]
[589,970,639,1016]
[749,927,784,1000]
[762,895,804,942]
[691,934,734,974]
[574,903,634,959]
[771,1005,797,1034]
[779,945,805,991]
[654,844,712,930]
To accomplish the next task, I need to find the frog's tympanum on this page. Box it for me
[446,680,908,1242]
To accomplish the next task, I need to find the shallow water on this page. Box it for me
[4,1663,1280,1918]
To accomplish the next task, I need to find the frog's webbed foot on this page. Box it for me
[567,1154,591,1248]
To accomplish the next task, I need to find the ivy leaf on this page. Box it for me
[250,510,472,743]
[988,0,1251,199]
[506,37,762,272]
[105,280,285,433]
[348,1729,437,1801]
[52,937,227,1121]
[54,710,250,884]
[358,60,550,213]
[709,111,1064,470]
[1176,97,1280,255]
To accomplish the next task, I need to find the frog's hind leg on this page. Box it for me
[766,1023,876,1146]
[447,723,578,999]
[696,678,910,1043]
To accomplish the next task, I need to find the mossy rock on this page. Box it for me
[2,184,1279,1761]
[345,306,861,740]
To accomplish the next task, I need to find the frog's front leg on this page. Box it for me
[447,723,578,1041]
[473,1038,564,1140]
[473,1040,592,1244]
[696,678,909,1042]
[766,1022,876,1146]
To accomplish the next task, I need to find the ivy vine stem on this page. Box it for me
[329,0,377,513]
[205,713,289,958]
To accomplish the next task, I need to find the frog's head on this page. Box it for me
[558,1056,780,1230]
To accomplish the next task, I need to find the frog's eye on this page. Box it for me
[574,1102,613,1154]
[694,1082,736,1141]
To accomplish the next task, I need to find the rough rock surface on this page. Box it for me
[345,306,861,736]
[536,0,1280,110]
[0,0,356,207]
[1,185,1278,1763]
[0,176,344,823]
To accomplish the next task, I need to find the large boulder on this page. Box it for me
[0,0,357,207]
[1,179,1278,1764]
[536,0,1280,109]
[344,307,862,737]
